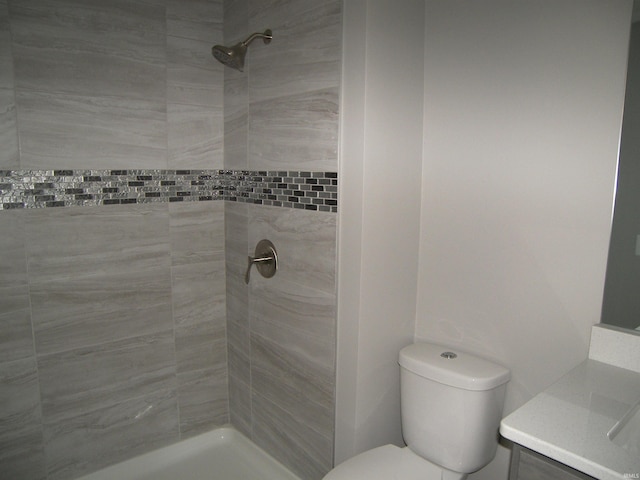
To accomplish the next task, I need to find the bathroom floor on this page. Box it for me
[77,427,301,480]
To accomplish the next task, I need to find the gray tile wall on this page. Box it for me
[0,0,229,478]
[0,0,19,170]
[0,0,341,479]
[0,202,229,480]
[224,1,341,479]
[0,202,228,479]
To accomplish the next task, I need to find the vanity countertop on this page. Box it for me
[500,359,640,480]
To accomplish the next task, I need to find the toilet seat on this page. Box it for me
[323,445,442,480]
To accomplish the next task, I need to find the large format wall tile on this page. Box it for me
[0,0,18,168]
[25,205,171,284]
[170,202,225,331]
[0,357,46,480]
[224,201,252,436]
[0,211,31,364]
[167,49,223,171]
[0,200,231,479]
[170,201,225,266]
[0,0,231,477]
[250,280,336,374]
[248,205,337,294]
[225,202,249,328]
[0,286,32,363]
[16,91,167,169]
[26,205,173,355]
[222,0,248,171]
[177,365,228,438]
[0,0,18,172]
[248,0,342,102]
[11,0,169,167]
[0,0,13,90]
[222,0,341,476]
[0,89,19,169]
[168,103,223,169]
[0,0,340,478]
[222,9,250,444]
[167,0,223,43]
[37,331,178,478]
[0,208,27,286]
[252,385,333,480]
[9,0,166,100]
[224,0,247,44]
[175,319,226,375]
[227,361,251,437]
[223,73,248,170]
[227,319,251,385]
[171,261,226,330]
[248,271,335,479]
[169,201,226,338]
[226,272,251,438]
[250,327,334,439]
[167,35,223,108]
[37,331,176,424]
[243,205,337,479]
[43,388,178,480]
[245,0,341,173]
[248,88,339,171]
[167,0,223,172]
[30,268,174,356]
[169,200,229,436]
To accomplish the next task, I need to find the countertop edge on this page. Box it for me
[499,420,621,480]
[500,357,640,480]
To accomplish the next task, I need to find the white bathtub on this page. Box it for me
[77,426,302,480]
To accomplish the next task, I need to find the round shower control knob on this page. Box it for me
[440,351,457,359]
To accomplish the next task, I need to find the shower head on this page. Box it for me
[212,43,247,71]
[211,29,272,72]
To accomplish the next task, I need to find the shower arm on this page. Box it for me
[241,30,272,47]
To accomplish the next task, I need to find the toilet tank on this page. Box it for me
[399,343,510,474]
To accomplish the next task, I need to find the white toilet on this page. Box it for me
[324,342,510,480]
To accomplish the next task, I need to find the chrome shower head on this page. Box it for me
[212,43,247,71]
[211,29,272,72]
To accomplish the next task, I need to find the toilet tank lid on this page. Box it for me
[399,343,511,391]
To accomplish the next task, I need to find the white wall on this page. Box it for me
[335,0,425,465]
[416,1,631,479]
[336,0,632,477]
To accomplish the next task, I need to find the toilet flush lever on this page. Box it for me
[245,239,278,284]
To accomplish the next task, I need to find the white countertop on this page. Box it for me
[500,359,640,480]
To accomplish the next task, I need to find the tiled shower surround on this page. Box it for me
[0,169,338,211]
[1,201,230,480]
[0,0,341,478]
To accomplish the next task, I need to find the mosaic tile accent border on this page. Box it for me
[0,170,338,212]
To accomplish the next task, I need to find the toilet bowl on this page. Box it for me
[323,342,510,480]
[323,445,441,480]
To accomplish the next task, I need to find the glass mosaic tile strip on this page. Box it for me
[0,170,338,213]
